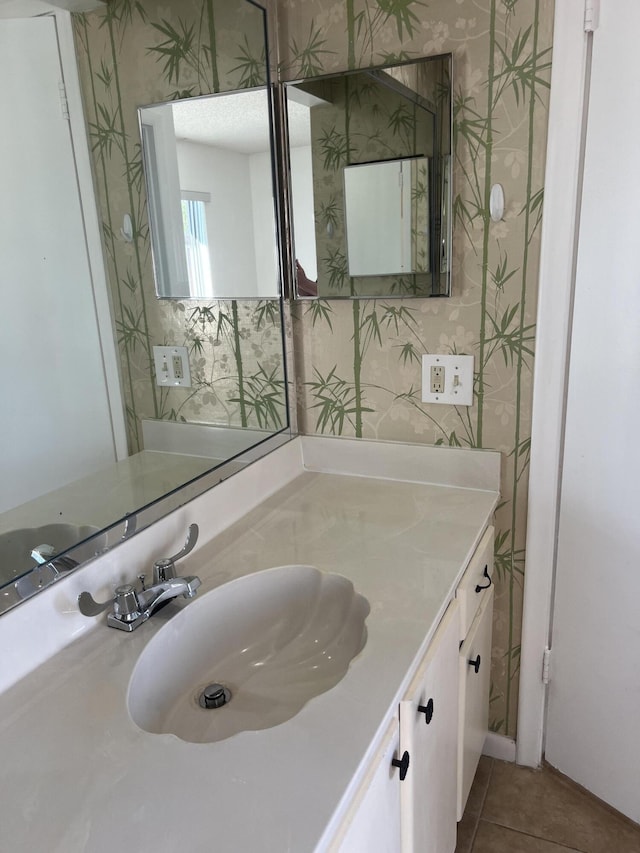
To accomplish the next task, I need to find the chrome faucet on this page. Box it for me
[77,524,201,632]
[31,544,78,576]
[152,523,198,582]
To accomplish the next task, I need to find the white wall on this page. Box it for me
[542,0,640,822]
[289,146,317,280]
[143,104,190,296]
[1,15,118,514]
[177,140,258,297]
[248,150,279,297]
[517,0,590,768]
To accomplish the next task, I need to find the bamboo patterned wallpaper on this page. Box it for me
[281,0,554,738]
[73,0,554,738]
[73,0,286,454]
[302,70,436,296]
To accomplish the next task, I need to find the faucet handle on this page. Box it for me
[112,584,142,621]
[153,523,199,583]
[78,590,113,617]
[78,584,142,620]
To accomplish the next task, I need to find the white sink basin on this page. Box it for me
[127,565,370,743]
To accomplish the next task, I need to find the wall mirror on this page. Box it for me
[284,54,452,299]
[0,1,290,617]
[140,88,279,300]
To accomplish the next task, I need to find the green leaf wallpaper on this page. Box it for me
[281,0,554,738]
[73,0,286,453]
[74,0,555,739]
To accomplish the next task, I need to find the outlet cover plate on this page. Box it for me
[421,354,474,405]
[153,345,191,388]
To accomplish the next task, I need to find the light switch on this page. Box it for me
[421,354,474,405]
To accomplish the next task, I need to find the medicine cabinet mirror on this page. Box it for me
[284,53,452,299]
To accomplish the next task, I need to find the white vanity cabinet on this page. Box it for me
[399,602,460,853]
[333,603,460,853]
[332,528,495,853]
[455,526,495,820]
[331,720,402,851]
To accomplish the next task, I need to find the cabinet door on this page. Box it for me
[457,586,494,820]
[332,719,402,852]
[399,602,460,853]
[455,526,494,642]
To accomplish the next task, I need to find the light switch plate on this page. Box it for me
[153,345,191,388]
[421,354,474,405]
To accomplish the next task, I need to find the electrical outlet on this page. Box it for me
[153,346,191,388]
[421,354,474,405]
[430,365,445,394]
[172,354,184,380]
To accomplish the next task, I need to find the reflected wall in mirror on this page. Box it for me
[0,0,289,615]
[285,54,452,299]
[140,89,279,299]
[343,157,430,277]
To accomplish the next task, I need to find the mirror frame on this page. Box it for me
[279,53,453,301]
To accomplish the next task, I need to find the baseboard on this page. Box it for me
[483,732,517,763]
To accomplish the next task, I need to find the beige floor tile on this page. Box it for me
[482,760,640,853]
[455,809,478,853]
[456,758,493,853]
[465,756,494,818]
[473,821,581,853]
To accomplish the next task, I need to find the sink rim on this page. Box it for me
[127,563,370,744]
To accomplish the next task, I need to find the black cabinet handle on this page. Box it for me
[392,750,410,781]
[417,697,434,724]
[475,565,492,594]
[468,654,481,674]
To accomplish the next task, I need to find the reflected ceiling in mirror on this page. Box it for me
[285,54,452,299]
[140,87,280,300]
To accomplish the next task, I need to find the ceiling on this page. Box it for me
[171,89,311,154]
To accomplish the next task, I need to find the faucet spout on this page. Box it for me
[102,575,202,631]
[138,576,202,617]
[78,523,201,632]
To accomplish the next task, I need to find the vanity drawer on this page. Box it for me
[455,526,494,641]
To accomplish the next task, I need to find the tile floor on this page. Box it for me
[456,758,640,853]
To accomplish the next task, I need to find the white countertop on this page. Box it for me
[0,439,498,852]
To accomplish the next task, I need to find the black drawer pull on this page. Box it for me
[392,750,410,781]
[468,654,481,674]
[475,565,492,593]
[418,697,434,724]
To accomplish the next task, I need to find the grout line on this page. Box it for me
[542,760,640,832]
[474,818,585,852]
[468,758,494,851]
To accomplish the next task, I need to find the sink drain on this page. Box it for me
[198,683,232,709]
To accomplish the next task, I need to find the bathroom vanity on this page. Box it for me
[0,437,498,852]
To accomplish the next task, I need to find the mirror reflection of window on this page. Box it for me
[181,193,213,297]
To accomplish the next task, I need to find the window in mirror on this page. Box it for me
[181,194,213,296]
[140,88,280,300]
[285,53,452,299]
